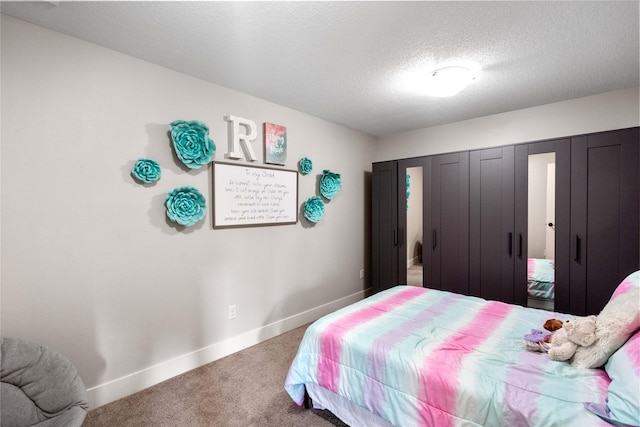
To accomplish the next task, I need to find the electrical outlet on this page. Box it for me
[360,269,364,279]
[228,305,236,319]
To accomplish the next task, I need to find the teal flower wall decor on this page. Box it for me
[319,170,342,200]
[298,157,313,175]
[303,196,325,223]
[169,120,216,169]
[165,186,207,227]
[406,174,411,210]
[131,158,161,184]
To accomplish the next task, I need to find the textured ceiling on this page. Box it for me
[1,1,638,138]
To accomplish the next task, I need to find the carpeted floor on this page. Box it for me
[83,324,348,427]
[407,263,423,286]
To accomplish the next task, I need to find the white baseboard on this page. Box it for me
[86,288,368,409]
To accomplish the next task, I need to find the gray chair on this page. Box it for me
[1,337,88,427]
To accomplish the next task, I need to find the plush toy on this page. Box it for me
[543,318,563,332]
[548,316,597,362]
[571,288,640,369]
[523,329,551,352]
[524,329,550,343]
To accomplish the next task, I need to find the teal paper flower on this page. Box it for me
[319,170,342,200]
[303,196,325,223]
[131,158,161,184]
[298,157,313,175]
[406,174,411,210]
[169,120,216,169]
[165,186,207,227]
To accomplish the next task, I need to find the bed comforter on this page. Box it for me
[285,286,611,427]
[527,258,555,300]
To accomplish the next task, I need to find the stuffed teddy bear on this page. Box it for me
[571,288,640,369]
[548,316,597,362]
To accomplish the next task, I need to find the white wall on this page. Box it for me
[0,16,376,408]
[376,87,639,161]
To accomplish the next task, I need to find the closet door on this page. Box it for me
[569,127,639,315]
[398,157,425,287]
[427,152,469,294]
[514,139,571,311]
[372,161,399,294]
[372,158,424,293]
[469,146,515,303]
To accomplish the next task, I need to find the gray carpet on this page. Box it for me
[407,264,423,287]
[83,324,348,427]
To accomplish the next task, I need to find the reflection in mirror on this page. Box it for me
[406,167,423,286]
[527,153,555,310]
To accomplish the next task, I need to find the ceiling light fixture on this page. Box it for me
[425,66,477,97]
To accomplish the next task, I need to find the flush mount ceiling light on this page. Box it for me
[425,66,477,97]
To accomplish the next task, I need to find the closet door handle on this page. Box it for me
[574,235,581,262]
[518,233,523,258]
[432,229,437,250]
[394,229,398,246]
[508,232,513,256]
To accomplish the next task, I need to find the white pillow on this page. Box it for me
[571,271,639,369]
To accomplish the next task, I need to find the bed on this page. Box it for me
[527,258,555,300]
[285,271,640,427]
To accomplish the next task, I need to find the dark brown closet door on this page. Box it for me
[570,127,639,315]
[469,146,515,303]
[428,152,469,294]
[372,161,399,294]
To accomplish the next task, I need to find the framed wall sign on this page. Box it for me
[264,122,287,165]
[212,162,298,228]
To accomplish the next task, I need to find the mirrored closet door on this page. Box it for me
[405,166,424,287]
[514,139,571,312]
[526,152,556,310]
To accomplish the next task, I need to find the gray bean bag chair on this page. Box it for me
[1,337,88,427]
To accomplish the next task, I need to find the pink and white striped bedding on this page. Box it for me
[587,270,640,426]
[285,286,611,427]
